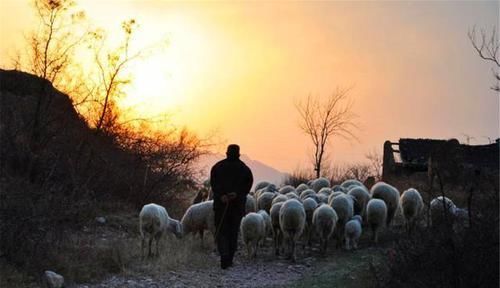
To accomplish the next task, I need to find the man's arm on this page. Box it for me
[210,165,219,199]
[244,166,253,194]
[211,164,230,204]
[237,165,253,202]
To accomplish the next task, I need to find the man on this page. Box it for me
[210,144,253,269]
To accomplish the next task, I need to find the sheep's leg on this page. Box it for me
[371,224,377,243]
[335,230,341,249]
[345,238,350,250]
[148,237,153,257]
[353,239,358,250]
[141,237,146,259]
[199,230,204,247]
[287,237,291,259]
[306,229,310,248]
[155,233,161,257]
[274,231,279,256]
[246,242,252,259]
[279,233,285,255]
[291,236,296,263]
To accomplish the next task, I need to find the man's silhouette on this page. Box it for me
[210,144,253,269]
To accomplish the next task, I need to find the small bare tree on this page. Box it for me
[87,19,155,133]
[14,0,88,142]
[296,88,357,178]
[23,0,87,84]
[365,149,383,180]
[468,26,500,92]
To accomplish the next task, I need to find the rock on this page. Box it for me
[96,216,106,224]
[44,271,64,288]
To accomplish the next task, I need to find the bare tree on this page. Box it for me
[87,19,152,133]
[296,88,358,178]
[12,0,88,142]
[20,0,87,86]
[468,26,500,92]
[461,133,475,145]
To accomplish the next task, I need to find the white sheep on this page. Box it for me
[453,207,470,232]
[328,191,347,206]
[272,194,289,206]
[400,188,424,232]
[348,186,370,217]
[430,196,457,227]
[270,202,284,256]
[254,181,271,192]
[345,215,362,250]
[312,204,338,253]
[265,183,278,192]
[317,193,329,204]
[318,187,333,197]
[302,197,319,247]
[257,191,276,213]
[332,185,347,193]
[139,203,182,258]
[330,194,354,248]
[279,185,296,195]
[340,179,364,190]
[240,212,266,259]
[286,192,301,201]
[255,183,277,200]
[300,189,316,200]
[257,209,273,242]
[279,199,306,262]
[180,200,215,245]
[246,194,257,214]
[311,177,331,192]
[370,182,400,226]
[303,193,320,204]
[366,199,387,243]
[295,183,310,195]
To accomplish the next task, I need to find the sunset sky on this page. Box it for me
[1,0,498,172]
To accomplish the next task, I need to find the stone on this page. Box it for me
[44,271,64,288]
[96,216,106,224]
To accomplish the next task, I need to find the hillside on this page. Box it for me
[0,69,203,285]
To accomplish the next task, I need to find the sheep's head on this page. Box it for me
[173,221,183,239]
[352,215,363,224]
[167,219,184,239]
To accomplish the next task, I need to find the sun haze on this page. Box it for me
[1,0,498,172]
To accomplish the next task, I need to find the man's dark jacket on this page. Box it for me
[210,156,253,213]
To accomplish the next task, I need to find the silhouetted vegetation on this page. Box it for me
[0,1,207,283]
[469,26,500,92]
[0,69,208,283]
[385,174,499,288]
[295,87,358,178]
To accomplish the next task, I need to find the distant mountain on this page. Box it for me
[196,153,285,189]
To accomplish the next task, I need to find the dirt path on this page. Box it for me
[69,212,393,288]
[74,240,387,288]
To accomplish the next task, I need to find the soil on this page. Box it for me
[73,224,390,288]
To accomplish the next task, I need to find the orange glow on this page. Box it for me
[1,0,498,172]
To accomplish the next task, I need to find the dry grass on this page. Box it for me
[0,259,39,288]
[124,235,217,277]
[56,212,217,285]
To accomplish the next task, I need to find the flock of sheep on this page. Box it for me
[139,178,468,262]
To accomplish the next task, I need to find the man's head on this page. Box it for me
[226,144,240,159]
